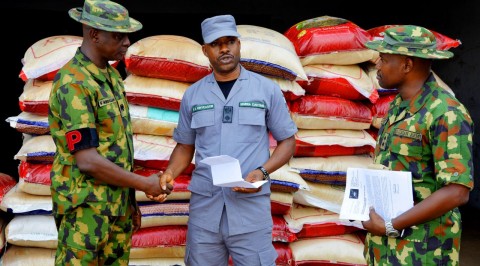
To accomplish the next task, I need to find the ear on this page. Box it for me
[403,56,414,73]
[202,45,207,57]
[89,28,99,42]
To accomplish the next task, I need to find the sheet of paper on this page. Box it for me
[200,155,268,188]
[339,167,414,221]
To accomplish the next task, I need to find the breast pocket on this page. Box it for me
[237,107,266,143]
[390,137,423,180]
[191,110,217,149]
[97,102,122,142]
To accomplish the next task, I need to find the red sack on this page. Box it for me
[132,225,187,247]
[290,95,372,124]
[18,162,51,185]
[272,215,297,243]
[285,16,372,56]
[0,172,17,204]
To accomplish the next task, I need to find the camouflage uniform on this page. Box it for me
[364,26,474,266]
[48,1,142,264]
[49,46,136,265]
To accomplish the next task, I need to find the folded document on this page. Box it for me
[200,155,268,188]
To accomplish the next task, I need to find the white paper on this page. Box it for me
[200,155,268,188]
[339,167,414,221]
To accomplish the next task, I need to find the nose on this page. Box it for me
[123,35,131,47]
[219,42,230,52]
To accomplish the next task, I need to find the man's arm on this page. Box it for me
[74,147,170,197]
[234,135,296,194]
[159,143,196,190]
[362,183,470,236]
[262,135,296,175]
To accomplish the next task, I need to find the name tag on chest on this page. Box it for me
[393,128,422,141]
[98,97,115,107]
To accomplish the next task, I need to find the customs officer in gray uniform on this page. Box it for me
[156,14,298,266]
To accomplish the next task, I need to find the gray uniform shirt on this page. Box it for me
[173,66,298,235]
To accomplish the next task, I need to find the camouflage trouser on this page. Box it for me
[54,200,134,266]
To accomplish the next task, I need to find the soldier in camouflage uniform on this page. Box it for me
[361,25,474,265]
[48,1,172,265]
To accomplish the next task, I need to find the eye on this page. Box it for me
[114,33,126,41]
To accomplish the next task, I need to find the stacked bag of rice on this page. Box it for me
[280,15,379,265]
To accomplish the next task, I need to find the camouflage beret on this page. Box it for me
[69,0,142,33]
[365,25,453,59]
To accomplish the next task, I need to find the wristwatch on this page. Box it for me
[256,166,270,181]
[385,220,400,238]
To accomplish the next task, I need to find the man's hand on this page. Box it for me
[232,169,263,194]
[361,207,387,236]
[143,171,172,198]
[147,170,175,202]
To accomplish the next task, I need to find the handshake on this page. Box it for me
[144,170,175,202]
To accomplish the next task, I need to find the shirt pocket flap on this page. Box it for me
[191,110,215,129]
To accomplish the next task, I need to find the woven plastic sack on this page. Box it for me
[19,35,82,81]
[237,25,307,81]
[6,112,49,135]
[133,134,195,175]
[284,203,362,238]
[271,191,294,215]
[289,155,373,185]
[131,225,187,258]
[0,172,17,205]
[298,64,378,103]
[270,164,309,193]
[267,76,305,101]
[0,184,52,214]
[125,35,211,82]
[290,233,367,265]
[293,181,345,213]
[14,135,55,164]
[124,74,189,111]
[139,200,189,228]
[6,214,57,248]
[2,246,56,266]
[272,215,298,243]
[290,95,373,130]
[18,79,51,115]
[277,129,376,157]
[284,16,376,65]
[130,104,179,137]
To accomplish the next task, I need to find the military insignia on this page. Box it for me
[98,97,115,107]
[192,104,214,113]
[239,101,266,109]
[393,129,422,141]
[380,133,389,151]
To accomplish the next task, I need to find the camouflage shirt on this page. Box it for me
[48,48,134,216]
[365,73,474,265]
